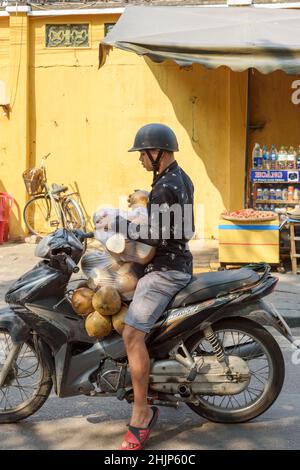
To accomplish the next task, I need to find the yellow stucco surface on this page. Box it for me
[0,12,248,240]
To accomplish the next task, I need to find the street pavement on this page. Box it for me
[0,241,299,450]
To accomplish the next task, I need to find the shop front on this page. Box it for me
[102,5,300,269]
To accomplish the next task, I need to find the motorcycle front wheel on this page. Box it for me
[186,317,285,423]
[0,330,53,423]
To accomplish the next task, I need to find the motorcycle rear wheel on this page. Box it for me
[0,330,53,424]
[186,317,285,423]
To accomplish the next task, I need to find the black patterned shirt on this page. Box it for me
[116,161,194,275]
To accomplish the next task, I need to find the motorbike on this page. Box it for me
[0,228,296,424]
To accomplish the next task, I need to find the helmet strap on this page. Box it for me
[146,149,164,182]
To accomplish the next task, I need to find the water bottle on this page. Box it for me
[282,188,288,201]
[287,146,296,169]
[262,145,269,169]
[269,188,276,200]
[296,146,300,169]
[263,188,269,200]
[269,145,278,170]
[278,146,287,170]
[252,143,262,169]
[256,188,263,200]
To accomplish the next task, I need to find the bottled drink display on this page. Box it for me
[252,143,300,170]
[251,143,300,212]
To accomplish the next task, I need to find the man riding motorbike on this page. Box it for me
[109,123,195,450]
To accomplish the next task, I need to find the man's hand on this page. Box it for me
[97,215,113,231]
[94,209,114,230]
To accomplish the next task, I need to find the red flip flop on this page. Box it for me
[119,406,160,451]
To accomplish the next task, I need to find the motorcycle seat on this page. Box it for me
[168,268,260,309]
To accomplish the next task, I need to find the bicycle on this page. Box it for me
[23,153,86,238]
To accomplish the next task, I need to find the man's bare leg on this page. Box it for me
[121,325,153,448]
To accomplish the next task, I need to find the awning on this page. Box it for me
[101,6,300,74]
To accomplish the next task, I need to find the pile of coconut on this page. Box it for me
[70,190,155,338]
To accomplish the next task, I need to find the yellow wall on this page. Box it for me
[0,12,248,240]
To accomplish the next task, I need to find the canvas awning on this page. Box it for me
[101,6,300,74]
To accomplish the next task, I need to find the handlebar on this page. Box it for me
[73,229,94,241]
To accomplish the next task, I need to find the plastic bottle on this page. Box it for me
[256,188,263,200]
[288,186,294,202]
[262,145,269,169]
[296,146,300,169]
[287,146,296,169]
[282,188,288,201]
[252,143,262,169]
[278,146,288,170]
[269,188,276,200]
[294,187,300,202]
[263,187,269,200]
[276,188,282,200]
[269,145,278,170]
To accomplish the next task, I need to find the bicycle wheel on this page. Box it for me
[23,195,62,237]
[62,198,86,231]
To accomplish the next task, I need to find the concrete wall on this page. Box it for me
[0,11,248,240]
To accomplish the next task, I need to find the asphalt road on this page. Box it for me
[0,329,299,451]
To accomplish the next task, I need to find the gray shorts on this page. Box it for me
[125,270,192,333]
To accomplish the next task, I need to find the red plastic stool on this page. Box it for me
[0,192,14,244]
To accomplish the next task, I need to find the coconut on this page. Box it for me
[116,271,138,294]
[92,285,122,316]
[71,287,95,316]
[128,190,149,208]
[85,311,112,338]
[106,233,126,255]
[87,268,116,290]
[112,305,128,335]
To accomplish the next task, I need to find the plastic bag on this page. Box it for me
[94,206,155,265]
[106,233,155,265]
[81,250,121,276]
[81,250,144,301]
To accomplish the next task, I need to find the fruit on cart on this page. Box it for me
[71,287,95,316]
[222,209,277,221]
[112,304,128,335]
[92,285,122,316]
[85,311,112,337]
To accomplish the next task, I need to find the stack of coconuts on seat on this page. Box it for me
[70,190,155,338]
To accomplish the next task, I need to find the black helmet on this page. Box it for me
[128,123,179,153]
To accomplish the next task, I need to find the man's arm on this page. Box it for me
[115,186,176,247]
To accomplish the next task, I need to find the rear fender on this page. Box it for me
[200,299,294,344]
